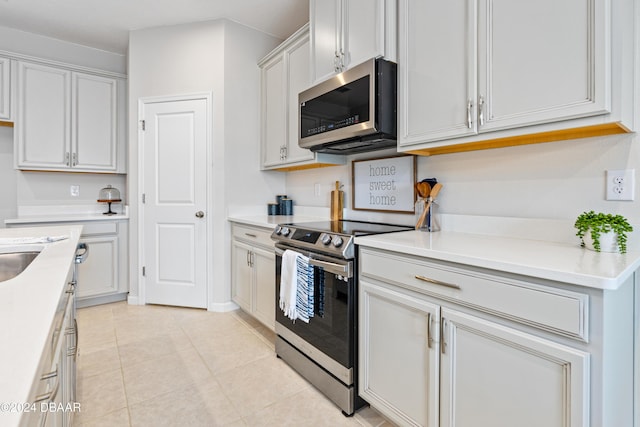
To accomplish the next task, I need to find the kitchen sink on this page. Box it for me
[0,251,41,282]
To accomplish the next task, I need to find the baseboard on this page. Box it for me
[77,292,128,308]
[208,301,239,312]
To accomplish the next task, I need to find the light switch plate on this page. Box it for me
[70,185,80,197]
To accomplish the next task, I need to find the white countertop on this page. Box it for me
[5,213,128,225]
[227,214,326,229]
[355,230,640,290]
[0,225,82,426]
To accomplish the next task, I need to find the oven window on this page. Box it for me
[300,76,370,139]
[275,255,354,369]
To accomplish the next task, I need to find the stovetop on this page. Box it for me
[271,220,414,259]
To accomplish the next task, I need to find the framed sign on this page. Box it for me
[352,155,416,213]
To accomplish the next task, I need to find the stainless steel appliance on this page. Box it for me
[298,58,397,154]
[271,220,413,415]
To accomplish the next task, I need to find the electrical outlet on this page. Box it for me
[314,183,321,197]
[606,169,635,201]
[70,185,80,197]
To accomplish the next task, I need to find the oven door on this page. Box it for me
[274,244,356,384]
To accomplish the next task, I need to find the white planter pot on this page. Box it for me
[582,230,620,253]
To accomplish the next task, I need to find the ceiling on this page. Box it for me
[0,0,309,55]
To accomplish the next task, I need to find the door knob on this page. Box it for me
[195,211,205,218]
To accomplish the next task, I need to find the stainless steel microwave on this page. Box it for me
[298,58,397,154]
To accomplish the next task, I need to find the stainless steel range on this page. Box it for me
[271,220,413,415]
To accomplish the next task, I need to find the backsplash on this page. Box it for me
[284,133,640,247]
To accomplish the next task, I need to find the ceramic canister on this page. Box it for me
[280,198,293,216]
[267,203,279,215]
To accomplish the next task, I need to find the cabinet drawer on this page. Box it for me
[360,248,589,341]
[81,222,117,236]
[231,223,274,248]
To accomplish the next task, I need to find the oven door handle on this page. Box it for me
[308,258,352,277]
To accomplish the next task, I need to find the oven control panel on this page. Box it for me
[271,226,354,259]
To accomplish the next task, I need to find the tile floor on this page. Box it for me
[75,302,394,426]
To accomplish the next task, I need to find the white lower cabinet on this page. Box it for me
[7,219,129,307]
[358,247,622,427]
[231,223,276,330]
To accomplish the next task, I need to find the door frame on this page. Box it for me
[137,92,213,307]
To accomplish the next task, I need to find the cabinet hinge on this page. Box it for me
[140,120,146,131]
[142,266,146,277]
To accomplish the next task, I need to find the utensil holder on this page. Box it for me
[415,198,440,232]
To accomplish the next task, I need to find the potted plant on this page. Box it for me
[574,211,633,253]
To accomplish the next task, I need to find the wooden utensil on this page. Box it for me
[331,181,344,220]
[415,183,442,230]
[416,182,431,199]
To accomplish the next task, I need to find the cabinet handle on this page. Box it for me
[250,251,255,267]
[334,51,340,72]
[282,145,287,160]
[478,95,485,127]
[246,250,250,267]
[426,312,433,349]
[72,152,78,166]
[65,152,70,166]
[441,318,448,354]
[244,233,257,238]
[466,99,473,129]
[339,49,345,71]
[414,275,461,290]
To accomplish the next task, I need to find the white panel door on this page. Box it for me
[16,61,71,168]
[72,73,117,171]
[76,235,118,299]
[310,0,341,83]
[261,55,286,168]
[231,240,252,312]
[142,97,208,308]
[440,308,590,427]
[343,0,385,69]
[359,279,440,427]
[398,0,476,145]
[285,33,315,165]
[0,57,10,120]
[253,245,276,330]
[477,0,609,131]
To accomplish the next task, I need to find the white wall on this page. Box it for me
[285,133,640,248]
[128,19,283,308]
[0,25,126,74]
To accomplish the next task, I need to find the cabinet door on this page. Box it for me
[343,0,386,70]
[261,55,287,168]
[398,0,476,146]
[16,61,71,169]
[76,235,119,299]
[310,0,341,83]
[232,240,252,312]
[477,0,609,132]
[252,245,276,330]
[359,280,440,427]
[72,73,118,171]
[440,308,589,427]
[0,57,10,120]
[284,33,315,165]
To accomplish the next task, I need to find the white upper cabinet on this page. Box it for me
[72,73,118,171]
[15,61,126,173]
[0,57,11,121]
[260,25,345,171]
[310,0,396,84]
[398,0,636,153]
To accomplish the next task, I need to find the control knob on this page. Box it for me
[320,233,332,245]
[281,227,291,237]
[332,236,344,248]
[274,226,282,235]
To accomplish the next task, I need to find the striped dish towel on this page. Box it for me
[295,255,315,323]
